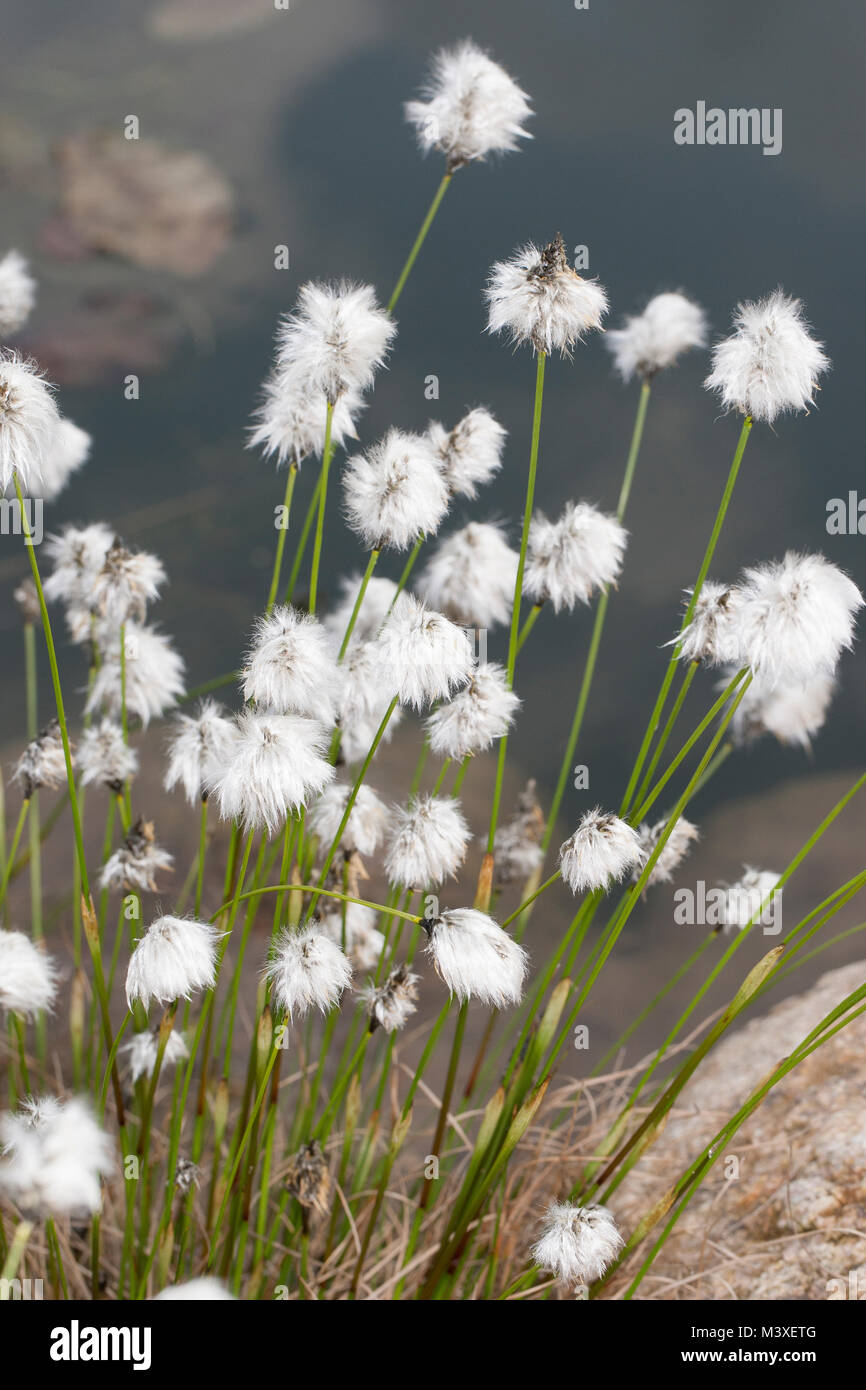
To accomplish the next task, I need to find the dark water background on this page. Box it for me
[1,0,864,1052]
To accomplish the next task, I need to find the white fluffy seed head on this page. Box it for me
[152,1277,235,1301]
[426,662,520,759]
[374,592,474,710]
[425,908,528,1007]
[242,605,340,722]
[606,291,708,382]
[77,718,138,792]
[721,868,781,932]
[635,817,699,887]
[249,377,361,468]
[524,501,627,612]
[343,429,449,552]
[359,964,419,1033]
[209,711,334,835]
[90,540,166,627]
[0,1096,113,1219]
[705,290,830,423]
[674,581,746,666]
[0,350,60,493]
[485,233,608,357]
[531,1202,623,1287]
[274,280,396,405]
[734,552,863,686]
[126,915,221,1010]
[426,407,506,499]
[100,818,173,896]
[385,794,471,889]
[418,522,518,628]
[0,931,58,1018]
[43,522,115,607]
[559,808,643,894]
[121,1028,189,1084]
[325,573,399,650]
[164,698,239,805]
[11,718,67,797]
[726,669,835,749]
[320,904,385,973]
[405,39,532,169]
[265,925,352,1018]
[307,781,388,857]
[0,250,37,336]
[494,780,545,887]
[40,418,92,502]
[335,639,403,764]
[86,622,185,726]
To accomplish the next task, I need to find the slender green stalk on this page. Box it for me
[283,469,323,606]
[388,172,453,314]
[266,462,299,612]
[338,549,380,660]
[308,403,334,614]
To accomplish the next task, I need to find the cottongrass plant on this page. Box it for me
[1,40,865,1305]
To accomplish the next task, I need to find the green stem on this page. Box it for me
[308,403,334,615]
[266,462,299,612]
[388,171,453,314]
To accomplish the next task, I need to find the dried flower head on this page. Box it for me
[485,234,608,357]
[0,350,60,493]
[494,780,545,887]
[674,581,745,666]
[43,522,114,607]
[635,816,699,887]
[11,718,67,798]
[242,605,340,721]
[101,817,174,895]
[360,964,420,1033]
[0,930,58,1018]
[0,249,37,336]
[335,638,403,763]
[424,908,528,1007]
[721,867,781,932]
[559,808,643,894]
[266,924,352,1018]
[733,552,862,686]
[0,1096,113,1219]
[705,290,830,423]
[524,501,627,612]
[343,428,449,552]
[405,39,532,171]
[120,1028,189,1083]
[285,1140,331,1216]
[41,418,92,502]
[385,794,471,889]
[174,1157,201,1194]
[426,407,506,499]
[531,1201,623,1288]
[77,719,138,793]
[86,621,185,726]
[418,521,518,628]
[606,291,708,381]
[90,539,166,627]
[426,662,520,760]
[727,669,835,749]
[13,577,39,624]
[164,698,238,805]
[308,781,388,857]
[249,377,361,468]
[274,280,395,405]
[375,593,474,711]
[209,711,334,835]
[126,915,221,1010]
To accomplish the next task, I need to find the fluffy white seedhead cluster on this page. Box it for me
[0,1096,113,1218]
[705,291,830,423]
[375,593,474,710]
[486,234,608,357]
[164,699,238,805]
[0,351,60,493]
[153,1277,235,1301]
[635,816,699,888]
[266,925,352,1018]
[494,780,545,887]
[335,639,403,764]
[126,915,221,1010]
[273,280,395,406]
[678,554,863,687]
[41,418,92,502]
[727,670,835,750]
[242,605,340,722]
[320,904,385,973]
[121,1028,189,1084]
[559,808,643,894]
[405,39,532,170]
[249,379,361,469]
[0,250,37,336]
[425,908,528,1007]
[418,522,518,628]
[209,711,334,835]
[606,292,708,382]
[426,407,506,499]
[78,718,139,792]
[308,782,388,857]
[43,522,114,608]
[324,573,398,649]
[12,718,67,797]
[524,501,627,612]
[360,964,419,1033]
[101,817,173,895]
[87,622,185,726]
[531,1202,623,1288]
[722,867,781,931]
[90,540,166,627]
[343,429,449,551]
[385,794,471,889]
[0,930,58,1018]
[426,662,520,759]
